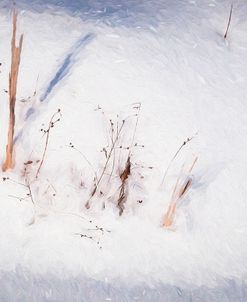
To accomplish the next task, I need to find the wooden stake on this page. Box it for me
[3,11,23,171]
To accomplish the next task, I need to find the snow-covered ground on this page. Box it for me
[0,0,247,301]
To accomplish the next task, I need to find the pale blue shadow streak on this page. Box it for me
[14,32,95,144]
[39,32,94,104]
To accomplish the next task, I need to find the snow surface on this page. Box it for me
[0,0,247,301]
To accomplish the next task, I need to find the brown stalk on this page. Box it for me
[163,156,198,228]
[3,11,23,171]
[117,156,131,215]
[116,103,141,215]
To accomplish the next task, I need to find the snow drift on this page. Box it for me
[0,0,247,301]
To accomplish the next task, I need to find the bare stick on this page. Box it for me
[3,10,23,171]
[224,4,233,39]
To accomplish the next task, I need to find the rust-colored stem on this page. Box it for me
[3,11,23,171]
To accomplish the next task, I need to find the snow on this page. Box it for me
[0,0,247,301]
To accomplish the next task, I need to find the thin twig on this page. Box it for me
[129,102,141,156]
[5,176,35,204]
[85,119,125,208]
[68,144,98,183]
[224,4,233,39]
[35,109,61,178]
[160,134,197,187]
[107,119,117,183]
[8,194,29,202]
[26,179,35,204]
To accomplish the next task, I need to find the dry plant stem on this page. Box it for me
[171,156,198,202]
[8,194,28,202]
[5,176,35,204]
[107,119,117,183]
[26,179,35,204]
[160,134,197,187]
[73,233,103,249]
[99,121,125,184]
[116,103,141,174]
[163,156,198,228]
[74,233,94,241]
[3,11,23,171]
[35,110,61,178]
[85,120,125,208]
[116,104,140,215]
[70,145,98,183]
[224,4,233,39]
[163,203,177,228]
[129,103,141,156]
[117,156,131,215]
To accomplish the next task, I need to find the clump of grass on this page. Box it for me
[85,103,142,215]
[85,118,126,209]
[3,10,23,171]
[163,156,198,228]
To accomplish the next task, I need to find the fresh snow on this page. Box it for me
[0,0,247,301]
